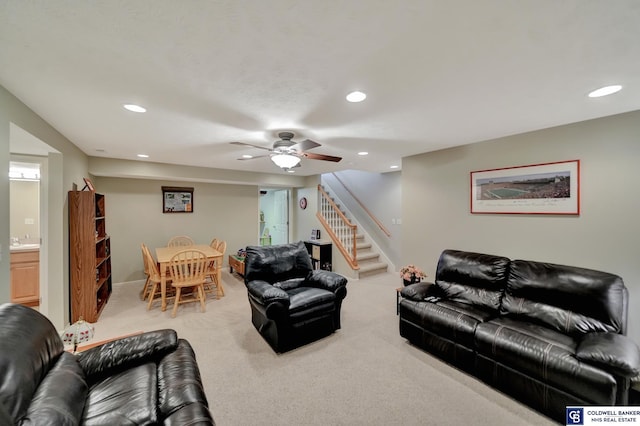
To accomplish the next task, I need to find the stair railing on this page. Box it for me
[317,184,359,270]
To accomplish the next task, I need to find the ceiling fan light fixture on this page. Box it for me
[271,153,301,169]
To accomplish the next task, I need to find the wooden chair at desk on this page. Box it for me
[167,235,194,247]
[205,239,226,298]
[168,249,208,318]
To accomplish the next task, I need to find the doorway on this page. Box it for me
[10,123,65,328]
[258,189,290,246]
[9,160,41,307]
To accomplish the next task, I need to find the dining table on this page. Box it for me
[155,244,223,312]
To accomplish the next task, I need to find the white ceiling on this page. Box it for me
[1,1,639,177]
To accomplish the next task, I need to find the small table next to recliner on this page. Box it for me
[228,254,245,276]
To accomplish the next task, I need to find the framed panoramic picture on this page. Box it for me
[162,186,194,213]
[470,160,580,215]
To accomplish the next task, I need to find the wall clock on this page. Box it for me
[299,197,307,210]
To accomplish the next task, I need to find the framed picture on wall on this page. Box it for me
[470,160,580,215]
[162,186,194,213]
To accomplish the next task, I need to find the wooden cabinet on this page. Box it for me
[304,241,332,271]
[10,249,39,306]
[228,254,245,276]
[69,190,112,323]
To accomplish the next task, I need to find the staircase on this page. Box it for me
[317,185,388,279]
[354,234,388,278]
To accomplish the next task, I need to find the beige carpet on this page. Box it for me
[95,270,555,425]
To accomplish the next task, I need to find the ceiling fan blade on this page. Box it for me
[237,154,270,160]
[302,152,342,162]
[292,138,321,152]
[230,141,273,151]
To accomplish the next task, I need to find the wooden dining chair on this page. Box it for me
[142,244,166,310]
[168,249,208,318]
[167,235,194,247]
[140,244,152,300]
[209,238,218,248]
[205,240,226,298]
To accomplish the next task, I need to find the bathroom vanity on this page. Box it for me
[10,245,40,307]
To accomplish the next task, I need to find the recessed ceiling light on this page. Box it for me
[346,91,367,103]
[95,149,105,153]
[390,165,399,169]
[242,154,253,159]
[588,85,622,98]
[137,154,149,158]
[124,104,147,113]
[287,169,295,173]
[358,151,368,156]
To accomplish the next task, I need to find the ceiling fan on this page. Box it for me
[231,132,342,169]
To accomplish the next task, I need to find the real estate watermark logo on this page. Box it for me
[566,407,583,425]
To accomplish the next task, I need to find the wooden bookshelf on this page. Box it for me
[69,190,112,323]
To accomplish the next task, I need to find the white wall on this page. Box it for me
[94,176,259,283]
[10,180,40,240]
[402,110,640,344]
[1,84,89,329]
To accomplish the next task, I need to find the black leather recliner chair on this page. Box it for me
[0,303,214,425]
[244,241,348,353]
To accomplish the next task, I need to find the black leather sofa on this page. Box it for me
[244,241,348,353]
[0,303,214,425]
[399,249,640,423]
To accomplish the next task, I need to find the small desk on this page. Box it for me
[156,244,223,312]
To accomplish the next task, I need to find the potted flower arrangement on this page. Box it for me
[400,264,427,286]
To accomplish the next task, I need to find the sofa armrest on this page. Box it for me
[77,329,178,384]
[306,270,348,299]
[400,281,439,301]
[158,339,214,425]
[576,332,640,378]
[246,280,290,307]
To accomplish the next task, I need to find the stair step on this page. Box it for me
[357,262,388,278]
[356,252,379,262]
[356,241,372,250]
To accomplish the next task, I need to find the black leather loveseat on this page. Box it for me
[244,241,348,353]
[399,249,640,423]
[0,303,214,425]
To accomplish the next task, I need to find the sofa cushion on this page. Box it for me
[401,299,497,348]
[577,333,640,377]
[83,362,158,425]
[20,352,88,425]
[78,329,178,385]
[287,287,336,320]
[273,277,306,291]
[244,241,313,284]
[502,260,627,336]
[435,250,510,312]
[475,317,617,403]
